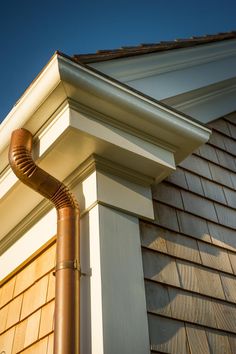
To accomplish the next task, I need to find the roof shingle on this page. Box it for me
[73,31,236,64]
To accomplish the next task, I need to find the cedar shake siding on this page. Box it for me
[0,241,55,353]
[141,111,236,354]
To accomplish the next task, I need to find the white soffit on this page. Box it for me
[90,39,236,123]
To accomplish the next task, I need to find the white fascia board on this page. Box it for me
[0,53,210,169]
[0,54,62,153]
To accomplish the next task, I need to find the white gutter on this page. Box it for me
[59,56,211,145]
[0,54,61,152]
[0,53,211,164]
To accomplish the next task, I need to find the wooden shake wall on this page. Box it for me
[141,112,236,354]
[0,241,56,353]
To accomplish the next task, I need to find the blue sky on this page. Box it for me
[0,0,235,123]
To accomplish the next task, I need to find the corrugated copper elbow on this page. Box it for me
[9,128,80,354]
[9,128,78,209]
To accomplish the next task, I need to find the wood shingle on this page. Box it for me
[141,113,236,353]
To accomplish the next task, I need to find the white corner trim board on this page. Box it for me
[82,204,150,354]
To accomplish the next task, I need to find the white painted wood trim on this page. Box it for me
[80,205,104,354]
[96,170,154,219]
[89,39,236,124]
[0,154,154,253]
[80,204,150,354]
[0,209,57,280]
[86,204,150,354]
[0,155,152,354]
[163,78,236,123]
[0,53,210,163]
[1,163,151,354]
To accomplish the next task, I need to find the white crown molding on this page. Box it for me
[0,53,210,169]
[71,153,154,187]
[89,40,236,121]
[163,77,236,123]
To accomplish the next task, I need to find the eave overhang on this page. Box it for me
[0,52,211,248]
[89,39,236,123]
[0,53,210,167]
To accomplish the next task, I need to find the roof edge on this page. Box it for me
[73,31,236,64]
[0,52,211,168]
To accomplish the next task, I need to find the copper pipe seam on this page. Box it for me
[9,128,80,354]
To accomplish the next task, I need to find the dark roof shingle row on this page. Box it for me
[73,31,236,64]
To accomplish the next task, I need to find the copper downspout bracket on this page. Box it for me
[55,260,81,272]
[55,260,91,276]
[53,264,91,277]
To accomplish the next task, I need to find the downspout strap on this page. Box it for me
[55,260,80,272]
[54,260,91,276]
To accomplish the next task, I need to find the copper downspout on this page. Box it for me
[9,128,80,354]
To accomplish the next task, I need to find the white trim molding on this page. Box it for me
[0,51,210,243]
[89,39,236,124]
[87,204,150,354]
[0,76,210,245]
[0,208,57,280]
[0,153,154,256]
[0,52,210,170]
[163,77,236,123]
[80,203,150,354]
